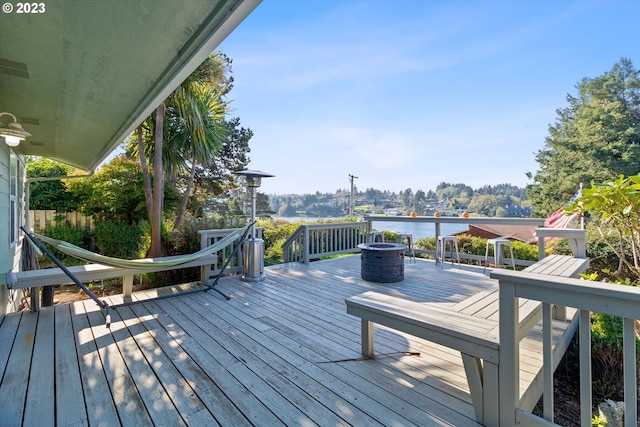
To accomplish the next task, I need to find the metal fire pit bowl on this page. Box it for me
[357,242,407,283]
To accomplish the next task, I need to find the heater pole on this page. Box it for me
[251,186,257,239]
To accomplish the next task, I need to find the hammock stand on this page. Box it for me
[20,224,253,327]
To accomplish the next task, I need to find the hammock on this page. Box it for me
[20,224,253,328]
[32,226,246,270]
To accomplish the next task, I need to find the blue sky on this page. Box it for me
[218,0,640,195]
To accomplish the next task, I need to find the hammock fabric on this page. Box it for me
[33,227,245,270]
[21,224,253,327]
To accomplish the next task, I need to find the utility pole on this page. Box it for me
[349,174,358,218]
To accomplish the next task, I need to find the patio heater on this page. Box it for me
[234,170,274,281]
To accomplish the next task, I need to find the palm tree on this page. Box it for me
[168,81,227,230]
[132,54,228,256]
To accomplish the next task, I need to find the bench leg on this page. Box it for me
[482,361,499,427]
[361,319,374,357]
[462,354,499,427]
[123,274,133,299]
[553,304,567,321]
[30,286,40,312]
[462,354,484,423]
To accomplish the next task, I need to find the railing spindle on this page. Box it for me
[623,317,637,427]
[579,309,592,426]
[542,302,553,422]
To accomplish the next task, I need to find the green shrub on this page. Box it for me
[264,237,286,265]
[416,234,538,267]
[382,230,398,243]
[583,224,635,280]
[510,240,538,261]
[258,218,299,254]
[257,217,359,264]
[590,312,625,402]
[456,234,487,259]
[162,216,244,284]
[167,218,206,256]
[93,221,143,259]
[591,415,607,427]
[39,223,90,266]
[589,312,640,402]
[415,236,436,251]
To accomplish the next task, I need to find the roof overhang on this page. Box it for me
[0,0,261,170]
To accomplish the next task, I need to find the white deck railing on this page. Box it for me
[282,217,578,267]
[364,214,546,240]
[282,222,371,264]
[198,227,262,281]
[364,215,549,268]
[492,270,639,426]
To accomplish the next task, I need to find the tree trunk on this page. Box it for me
[137,124,154,221]
[150,103,165,258]
[173,152,198,231]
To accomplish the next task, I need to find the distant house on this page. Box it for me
[454,224,538,244]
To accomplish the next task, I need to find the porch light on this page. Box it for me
[233,169,275,282]
[0,112,31,147]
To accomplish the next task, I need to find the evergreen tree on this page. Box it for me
[527,58,640,215]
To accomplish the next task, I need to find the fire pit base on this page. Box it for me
[358,243,406,283]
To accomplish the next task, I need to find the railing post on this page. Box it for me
[200,231,210,282]
[537,236,546,260]
[434,221,441,264]
[498,278,519,426]
[623,317,637,427]
[303,226,310,265]
[542,302,554,422]
[0,277,8,317]
[579,309,592,426]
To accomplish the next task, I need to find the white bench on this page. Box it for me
[346,254,589,426]
[517,254,589,322]
[535,227,586,259]
[346,292,500,425]
[8,254,217,310]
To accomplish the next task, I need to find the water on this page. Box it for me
[272,216,469,240]
[369,220,469,240]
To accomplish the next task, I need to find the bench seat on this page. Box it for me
[346,254,590,426]
[346,291,500,425]
[516,254,589,323]
[522,253,589,276]
[8,254,218,309]
[346,292,499,360]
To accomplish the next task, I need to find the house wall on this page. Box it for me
[0,144,25,319]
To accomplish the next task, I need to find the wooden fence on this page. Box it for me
[28,210,94,232]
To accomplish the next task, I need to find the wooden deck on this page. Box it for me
[0,256,576,426]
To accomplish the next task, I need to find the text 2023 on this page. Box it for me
[17,2,45,13]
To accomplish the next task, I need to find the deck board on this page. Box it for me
[24,307,55,427]
[139,299,271,426]
[53,304,89,427]
[70,299,121,426]
[0,255,578,426]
